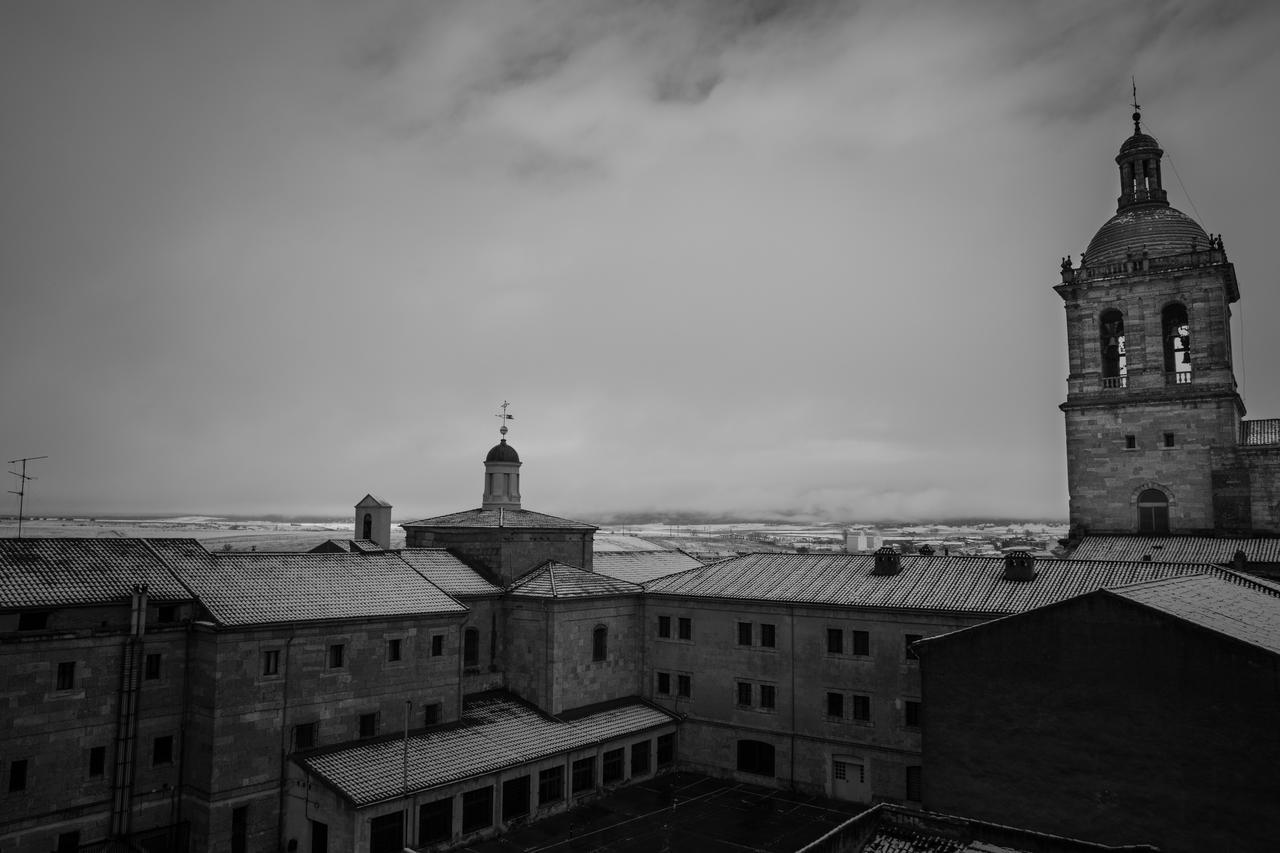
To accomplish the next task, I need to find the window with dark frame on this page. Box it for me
[657,671,671,695]
[231,805,248,853]
[387,638,402,662]
[419,798,453,844]
[502,775,531,821]
[157,605,177,623]
[736,739,775,776]
[56,831,80,853]
[760,623,776,648]
[678,617,692,640]
[852,630,870,656]
[461,786,494,833]
[905,634,922,661]
[144,652,162,680]
[737,621,752,645]
[262,649,280,676]
[658,615,671,638]
[736,681,752,706]
[56,661,75,690]
[359,712,378,738]
[1125,434,1137,449]
[89,746,106,777]
[826,691,844,719]
[657,733,675,766]
[759,684,776,710]
[8,758,28,792]
[593,625,608,662]
[152,735,173,766]
[827,628,843,654]
[852,694,871,722]
[677,674,691,697]
[431,634,444,656]
[464,628,480,667]
[631,740,651,776]
[905,700,921,728]
[906,765,923,801]
[571,757,595,794]
[17,611,49,630]
[602,748,624,784]
[424,703,442,726]
[294,722,317,750]
[327,643,345,669]
[538,765,564,804]
[1164,432,1176,447]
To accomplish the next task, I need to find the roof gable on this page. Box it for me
[508,561,642,598]
[356,494,391,508]
[402,507,596,531]
[1108,572,1280,656]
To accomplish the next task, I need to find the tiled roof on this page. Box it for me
[593,550,704,584]
[0,538,192,608]
[508,562,643,598]
[1109,573,1280,656]
[397,549,502,597]
[147,540,466,627]
[356,494,392,507]
[300,692,675,807]
[1242,418,1280,447]
[349,539,384,553]
[644,552,1225,615]
[1069,535,1280,564]
[402,507,596,531]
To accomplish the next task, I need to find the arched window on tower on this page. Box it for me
[362,513,372,540]
[1137,489,1170,533]
[592,625,608,662]
[1162,303,1191,382]
[1100,309,1127,386]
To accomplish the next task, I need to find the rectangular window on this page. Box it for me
[631,740,651,776]
[424,703,441,726]
[461,786,493,833]
[678,617,692,640]
[657,615,671,638]
[387,638,402,662]
[592,626,608,662]
[56,661,76,690]
[419,799,452,844]
[262,649,280,676]
[1125,434,1137,449]
[57,831,80,853]
[759,684,776,710]
[538,765,564,804]
[657,672,671,695]
[144,652,162,680]
[464,628,480,667]
[852,694,871,722]
[852,630,870,656]
[827,628,843,654]
[602,748,625,784]
[677,674,692,698]
[905,634,922,661]
[9,758,28,792]
[502,775,531,821]
[826,691,844,719]
[905,700,921,728]
[327,644,345,669]
[760,623,776,648]
[89,745,106,777]
[18,611,50,630]
[152,735,173,766]
[157,605,177,623]
[359,712,378,738]
[571,757,595,794]
[1164,432,1176,448]
[231,806,248,853]
[737,621,752,646]
[294,722,317,750]
[431,634,444,657]
[736,681,752,706]
[657,734,675,767]
[906,765,923,802]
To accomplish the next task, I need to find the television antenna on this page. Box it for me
[8,455,48,539]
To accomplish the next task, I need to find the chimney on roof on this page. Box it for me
[917,544,935,556]
[872,545,901,576]
[1003,550,1036,582]
[1232,549,1248,572]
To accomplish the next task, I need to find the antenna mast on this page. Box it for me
[8,455,48,539]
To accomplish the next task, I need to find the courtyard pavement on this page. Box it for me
[455,772,867,853]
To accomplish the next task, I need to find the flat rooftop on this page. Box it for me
[454,772,867,853]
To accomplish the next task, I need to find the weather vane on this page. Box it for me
[1131,76,1141,132]
[495,401,514,438]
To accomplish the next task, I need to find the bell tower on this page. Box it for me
[482,402,522,510]
[1055,105,1242,535]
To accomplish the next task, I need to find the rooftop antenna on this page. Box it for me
[495,400,514,439]
[1131,76,1141,131]
[8,455,48,539]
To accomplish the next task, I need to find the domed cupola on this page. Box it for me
[1115,109,1168,210]
[482,403,522,509]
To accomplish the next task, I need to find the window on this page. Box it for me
[1164,432,1176,448]
[736,740,775,776]
[827,628,843,654]
[419,799,452,844]
[592,625,608,662]
[57,831,80,853]
[677,674,691,698]
[362,512,373,540]
[157,605,177,623]
[327,643,345,669]
[17,611,50,630]
[1138,489,1170,534]
[657,734,675,767]
[463,628,480,667]
[311,818,328,853]
[905,700,921,728]
[657,615,671,638]
[571,757,595,794]
[262,649,280,676]
[294,722,317,750]
[144,652,162,680]
[631,740,651,776]
[826,692,844,719]
[9,758,28,792]
[387,638,402,662]
[760,623,776,648]
[231,806,248,853]
[906,765,923,802]
[424,703,441,726]
[502,775,531,821]
[359,712,378,738]
[759,684,776,710]
[736,681,752,706]
[89,746,106,777]
[905,634,922,661]
[538,765,564,804]
[369,812,403,853]
[1125,434,1137,449]
[56,661,76,690]
[602,748,624,784]
[1163,303,1191,375]
[431,634,444,657]
[656,672,671,695]
[462,786,493,833]
[852,694,871,722]
[852,630,870,656]
[678,617,692,640]
[1100,308,1127,379]
[152,735,173,766]
[737,622,752,646]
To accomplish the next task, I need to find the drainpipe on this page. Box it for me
[789,605,797,790]
[173,616,194,842]
[276,633,297,853]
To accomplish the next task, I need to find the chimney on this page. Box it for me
[872,545,901,576]
[1232,550,1248,572]
[1003,550,1036,581]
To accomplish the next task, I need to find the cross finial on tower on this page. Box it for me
[495,401,514,438]
[1131,76,1142,133]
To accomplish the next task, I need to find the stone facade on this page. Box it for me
[404,526,593,586]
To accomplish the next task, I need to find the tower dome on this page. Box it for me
[486,439,520,463]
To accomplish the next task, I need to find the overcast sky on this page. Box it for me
[4,1,1280,523]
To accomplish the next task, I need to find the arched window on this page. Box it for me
[1162,303,1191,377]
[592,625,608,662]
[1138,489,1170,533]
[463,627,480,668]
[1100,309,1127,381]
[736,740,775,776]
[362,513,372,540]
